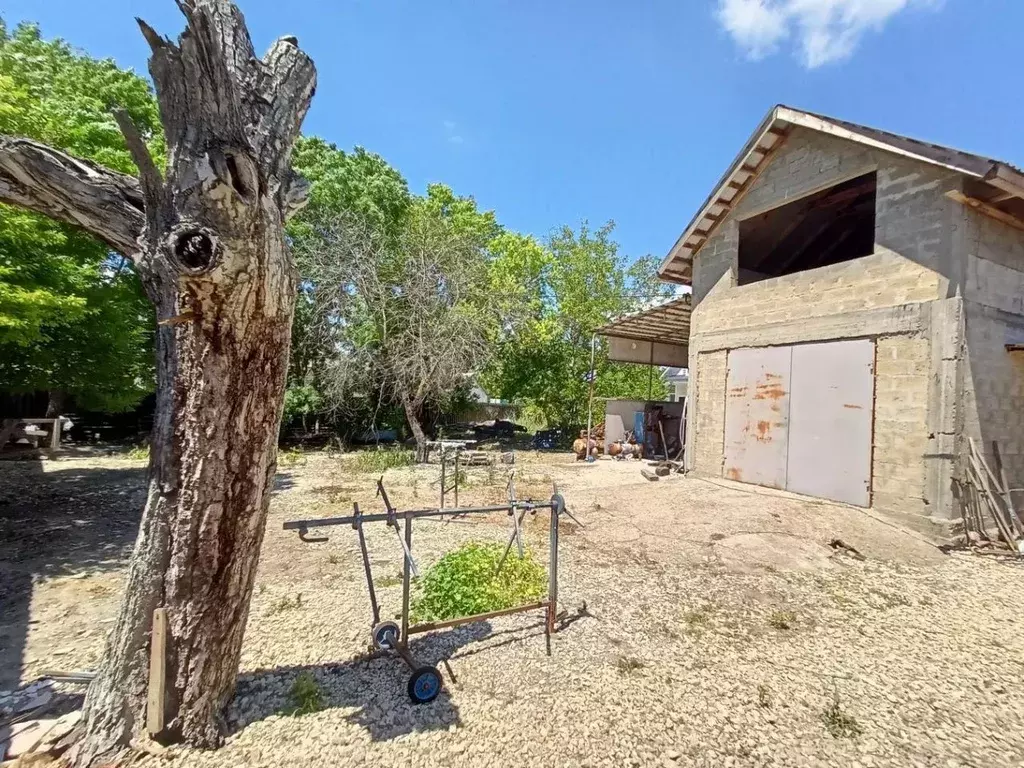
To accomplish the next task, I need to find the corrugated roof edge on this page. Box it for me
[658,104,1024,285]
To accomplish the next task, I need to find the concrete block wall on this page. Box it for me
[690,350,727,475]
[872,335,931,518]
[958,203,1024,498]
[962,308,1024,487]
[685,126,964,526]
[691,249,944,335]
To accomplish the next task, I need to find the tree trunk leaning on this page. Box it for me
[401,392,430,463]
[44,390,64,419]
[0,2,316,765]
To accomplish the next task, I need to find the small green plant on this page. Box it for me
[268,593,303,614]
[821,692,861,738]
[768,610,797,630]
[869,589,911,609]
[327,554,340,565]
[682,603,716,635]
[377,574,403,588]
[282,672,324,716]
[125,445,150,461]
[757,684,773,709]
[279,447,306,468]
[411,542,547,622]
[616,656,645,675]
[354,448,415,473]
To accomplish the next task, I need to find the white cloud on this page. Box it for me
[716,0,939,68]
[442,119,464,145]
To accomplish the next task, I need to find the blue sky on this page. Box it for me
[3,1,1021,261]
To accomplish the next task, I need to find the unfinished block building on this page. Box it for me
[657,106,1024,534]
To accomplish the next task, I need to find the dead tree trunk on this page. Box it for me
[400,391,430,463]
[0,2,315,764]
[44,389,64,418]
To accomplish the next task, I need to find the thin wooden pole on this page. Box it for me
[971,439,1023,539]
[968,441,1017,547]
[991,440,1023,534]
[585,334,597,455]
[146,607,167,736]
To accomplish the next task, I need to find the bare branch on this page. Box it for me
[0,136,144,256]
[112,109,163,221]
[136,17,171,53]
[256,37,317,179]
[281,169,311,220]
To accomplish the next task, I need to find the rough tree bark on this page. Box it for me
[44,390,64,419]
[399,391,430,463]
[0,2,315,765]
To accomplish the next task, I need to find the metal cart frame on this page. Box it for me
[283,478,570,703]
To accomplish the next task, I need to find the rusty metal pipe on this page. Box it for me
[407,601,548,635]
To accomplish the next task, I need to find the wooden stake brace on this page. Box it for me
[146,607,168,736]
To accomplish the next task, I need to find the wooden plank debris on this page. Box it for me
[146,607,168,736]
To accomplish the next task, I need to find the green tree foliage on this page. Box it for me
[293,182,508,456]
[482,222,676,428]
[0,20,160,410]
[286,138,412,431]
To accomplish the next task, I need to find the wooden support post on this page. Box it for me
[968,440,1017,547]
[992,441,1023,533]
[49,417,60,456]
[146,607,168,736]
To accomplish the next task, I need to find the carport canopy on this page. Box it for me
[595,294,691,368]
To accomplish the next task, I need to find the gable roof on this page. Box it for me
[658,105,1024,285]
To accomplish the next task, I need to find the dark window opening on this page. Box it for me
[737,172,877,285]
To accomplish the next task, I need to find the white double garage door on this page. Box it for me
[723,339,875,507]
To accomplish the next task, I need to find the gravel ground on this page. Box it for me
[2,452,1023,767]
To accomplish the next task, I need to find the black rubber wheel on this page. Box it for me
[371,620,400,650]
[407,665,443,704]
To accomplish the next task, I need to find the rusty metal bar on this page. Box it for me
[407,601,548,635]
[546,495,561,646]
[401,510,413,642]
[494,507,529,576]
[439,448,446,510]
[393,642,416,670]
[352,503,380,625]
[283,501,553,531]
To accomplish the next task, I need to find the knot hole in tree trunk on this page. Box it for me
[175,230,216,273]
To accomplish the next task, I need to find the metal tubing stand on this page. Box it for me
[285,479,572,704]
[439,446,461,509]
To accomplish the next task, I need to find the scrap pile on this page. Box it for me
[955,438,1024,555]
[572,423,605,461]
[1,675,90,762]
[608,432,643,460]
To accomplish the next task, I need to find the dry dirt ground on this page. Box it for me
[2,450,1023,767]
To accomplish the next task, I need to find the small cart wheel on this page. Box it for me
[371,620,400,650]
[407,665,442,704]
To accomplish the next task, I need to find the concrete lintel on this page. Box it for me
[689,303,925,353]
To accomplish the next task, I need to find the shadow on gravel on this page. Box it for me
[272,472,297,494]
[228,622,494,740]
[0,460,146,689]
